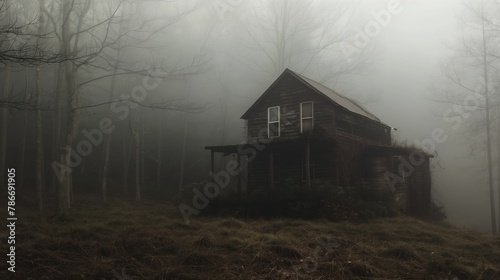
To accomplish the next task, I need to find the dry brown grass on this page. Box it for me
[1,196,499,280]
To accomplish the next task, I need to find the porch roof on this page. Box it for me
[366,144,434,158]
[205,138,314,154]
[205,144,246,153]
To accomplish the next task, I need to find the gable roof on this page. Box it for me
[241,68,383,124]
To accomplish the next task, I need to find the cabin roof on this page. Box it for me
[241,68,382,123]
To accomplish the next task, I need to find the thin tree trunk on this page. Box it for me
[101,136,111,202]
[276,0,290,74]
[136,142,141,201]
[178,117,189,192]
[497,115,500,234]
[69,177,74,206]
[35,0,48,213]
[157,120,162,189]
[482,12,497,235]
[35,66,45,212]
[141,120,145,187]
[100,56,122,203]
[51,63,64,214]
[134,125,141,202]
[0,71,10,191]
[19,71,30,188]
[497,84,500,235]
[56,88,78,218]
[0,0,12,193]
[55,1,71,219]
[19,108,28,188]
[123,130,132,196]
[130,113,142,202]
[56,0,82,218]
[221,93,227,145]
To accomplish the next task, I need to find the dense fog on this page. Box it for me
[1,0,500,233]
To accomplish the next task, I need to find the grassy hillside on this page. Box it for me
[1,197,499,280]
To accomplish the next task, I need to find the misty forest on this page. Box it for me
[1,0,500,279]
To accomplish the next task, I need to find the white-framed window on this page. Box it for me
[301,101,313,133]
[268,106,280,138]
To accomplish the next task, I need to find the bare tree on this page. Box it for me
[223,0,369,84]
[38,0,206,216]
[0,1,55,66]
[156,117,163,189]
[130,113,142,202]
[0,0,210,213]
[437,0,500,234]
[207,0,372,147]
[122,128,132,195]
[35,0,49,212]
[99,16,126,203]
[0,0,13,191]
[1,0,55,197]
[0,71,10,190]
[38,0,132,218]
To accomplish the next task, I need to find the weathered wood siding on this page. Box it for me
[336,111,391,145]
[245,73,391,146]
[406,158,431,217]
[247,149,270,190]
[363,147,432,217]
[246,75,335,140]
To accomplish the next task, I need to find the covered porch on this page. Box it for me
[205,138,338,197]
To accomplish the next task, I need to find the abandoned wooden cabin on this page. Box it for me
[206,68,432,217]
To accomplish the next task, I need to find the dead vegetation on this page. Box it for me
[1,196,499,280]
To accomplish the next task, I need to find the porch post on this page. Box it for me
[237,153,242,198]
[305,140,311,190]
[210,150,215,184]
[269,148,274,189]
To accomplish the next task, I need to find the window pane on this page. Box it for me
[302,102,312,118]
[269,107,279,122]
[269,123,279,137]
[302,119,313,132]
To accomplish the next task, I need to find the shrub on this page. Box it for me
[236,179,399,222]
[428,201,447,221]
